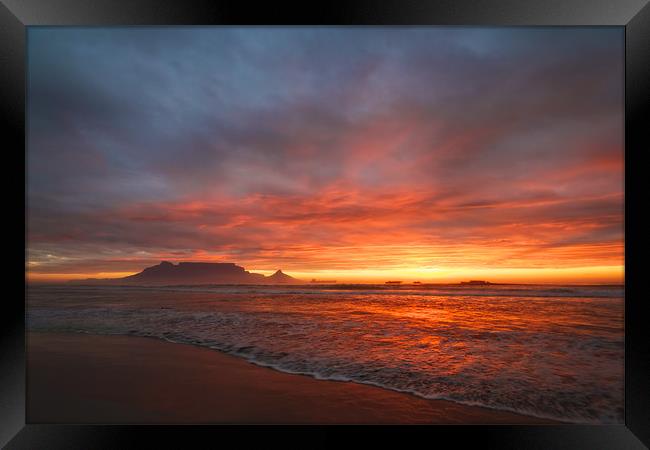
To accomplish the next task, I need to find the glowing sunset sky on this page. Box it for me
[27,27,624,283]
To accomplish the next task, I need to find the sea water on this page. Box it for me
[27,283,624,423]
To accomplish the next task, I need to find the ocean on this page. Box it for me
[27,283,624,423]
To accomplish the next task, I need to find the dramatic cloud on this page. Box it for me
[26,27,624,282]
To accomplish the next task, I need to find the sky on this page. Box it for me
[26,27,624,283]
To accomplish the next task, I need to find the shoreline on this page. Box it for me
[27,331,559,424]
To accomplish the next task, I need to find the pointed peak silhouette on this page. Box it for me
[71,261,301,286]
[267,269,299,283]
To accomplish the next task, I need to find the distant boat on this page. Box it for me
[310,279,337,284]
[385,281,402,285]
[460,280,492,285]
[413,281,421,284]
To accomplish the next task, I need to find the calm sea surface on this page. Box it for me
[27,283,624,423]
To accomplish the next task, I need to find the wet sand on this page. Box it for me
[27,332,557,424]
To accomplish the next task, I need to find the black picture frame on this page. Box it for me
[3,0,649,448]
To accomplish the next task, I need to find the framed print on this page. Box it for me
[2,0,649,448]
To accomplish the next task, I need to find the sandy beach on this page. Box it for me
[27,332,556,424]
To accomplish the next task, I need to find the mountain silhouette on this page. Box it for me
[266,269,299,284]
[71,261,301,286]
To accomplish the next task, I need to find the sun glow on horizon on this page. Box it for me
[26,264,624,285]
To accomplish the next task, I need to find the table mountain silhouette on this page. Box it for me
[73,261,301,285]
